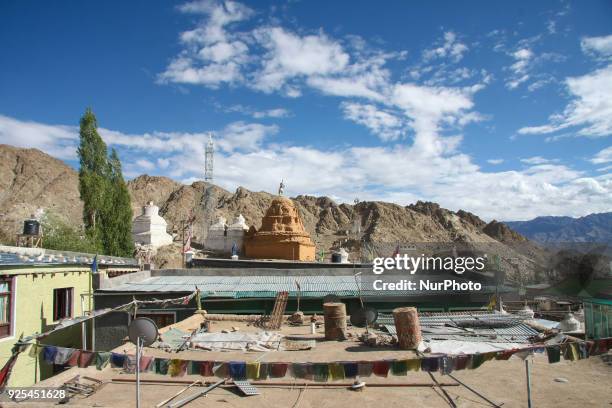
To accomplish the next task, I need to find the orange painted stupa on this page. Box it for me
[245,196,316,261]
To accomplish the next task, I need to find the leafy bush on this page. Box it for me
[41,212,102,254]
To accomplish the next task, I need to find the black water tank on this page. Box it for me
[331,252,342,263]
[23,219,40,236]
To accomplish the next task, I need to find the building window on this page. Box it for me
[0,278,13,338]
[53,288,73,321]
[136,312,175,329]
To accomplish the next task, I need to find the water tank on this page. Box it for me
[331,252,342,263]
[23,219,40,236]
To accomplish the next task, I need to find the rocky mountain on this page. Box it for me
[505,213,612,245]
[0,144,548,282]
[0,144,83,238]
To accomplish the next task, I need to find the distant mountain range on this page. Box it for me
[505,213,612,245]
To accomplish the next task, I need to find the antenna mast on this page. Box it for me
[204,132,214,182]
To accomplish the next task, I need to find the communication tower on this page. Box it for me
[204,132,214,182]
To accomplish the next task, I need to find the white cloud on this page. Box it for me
[341,102,405,141]
[16,1,597,220]
[519,65,612,138]
[216,121,278,152]
[597,164,612,172]
[158,0,253,87]
[390,83,474,155]
[136,159,155,170]
[178,0,252,19]
[0,114,78,159]
[506,48,533,89]
[252,108,290,119]
[218,102,292,119]
[100,121,278,155]
[520,156,557,165]
[308,65,390,101]
[252,27,350,93]
[423,31,469,63]
[2,113,611,220]
[157,158,170,169]
[487,159,504,165]
[581,34,612,59]
[591,146,612,164]
[527,76,555,92]
[158,56,244,86]
[218,104,291,119]
[160,2,485,159]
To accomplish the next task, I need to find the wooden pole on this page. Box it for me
[155,380,200,407]
[427,372,457,408]
[181,220,185,269]
[112,378,460,387]
[447,374,502,408]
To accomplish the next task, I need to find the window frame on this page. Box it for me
[53,287,74,322]
[133,311,176,329]
[0,276,14,339]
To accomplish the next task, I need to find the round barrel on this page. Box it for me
[331,253,342,263]
[23,219,40,236]
[323,302,347,340]
[393,307,422,349]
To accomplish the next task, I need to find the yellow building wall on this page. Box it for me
[0,267,91,386]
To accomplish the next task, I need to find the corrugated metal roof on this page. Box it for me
[99,275,362,298]
[0,249,137,267]
[99,274,503,298]
[378,311,539,343]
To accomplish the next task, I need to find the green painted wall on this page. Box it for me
[0,267,91,386]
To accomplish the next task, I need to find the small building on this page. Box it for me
[0,245,138,386]
[131,202,173,248]
[204,214,249,255]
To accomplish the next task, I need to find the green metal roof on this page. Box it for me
[98,274,501,299]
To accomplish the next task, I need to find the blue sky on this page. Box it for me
[0,0,611,221]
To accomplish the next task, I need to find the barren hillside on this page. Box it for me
[0,144,548,282]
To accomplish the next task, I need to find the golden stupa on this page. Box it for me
[244,196,316,261]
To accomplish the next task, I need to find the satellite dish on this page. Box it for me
[128,317,159,347]
[323,294,340,304]
[350,307,378,328]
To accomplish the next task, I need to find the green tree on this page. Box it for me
[101,149,134,257]
[41,212,101,253]
[77,108,133,256]
[77,108,109,245]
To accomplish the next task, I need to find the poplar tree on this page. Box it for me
[77,108,108,248]
[102,149,134,257]
[77,108,134,256]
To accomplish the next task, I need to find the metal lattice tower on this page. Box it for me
[204,132,214,182]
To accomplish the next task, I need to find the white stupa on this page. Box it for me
[205,214,249,254]
[132,202,173,248]
[228,214,249,253]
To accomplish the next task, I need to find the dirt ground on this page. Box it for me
[5,354,610,408]
[9,316,611,407]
